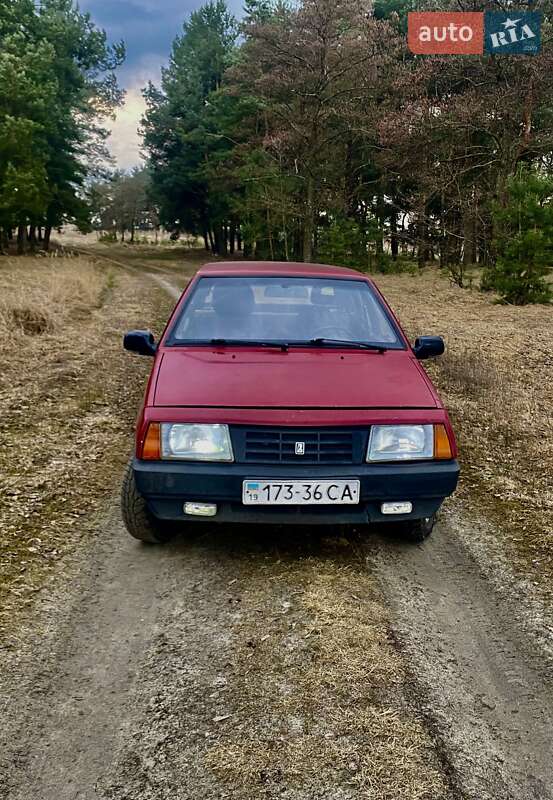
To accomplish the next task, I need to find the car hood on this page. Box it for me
[154,348,438,409]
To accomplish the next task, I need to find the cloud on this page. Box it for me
[80,0,243,83]
[79,0,182,83]
[79,0,244,168]
[107,86,147,170]
[118,0,188,12]
[103,53,163,170]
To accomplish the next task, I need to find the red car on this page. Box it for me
[122,262,459,543]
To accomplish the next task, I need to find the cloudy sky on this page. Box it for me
[78,0,242,169]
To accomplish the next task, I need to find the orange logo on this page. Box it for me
[408,12,484,55]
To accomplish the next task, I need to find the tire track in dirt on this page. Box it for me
[1,510,177,800]
[369,518,553,800]
[0,518,450,800]
[0,512,240,800]
[147,273,182,299]
[63,245,196,300]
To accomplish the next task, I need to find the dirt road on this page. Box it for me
[1,255,552,800]
[371,518,553,800]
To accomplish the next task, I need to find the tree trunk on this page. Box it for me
[217,225,224,255]
[344,138,356,216]
[17,224,26,254]
[302,176,314,263]
[267,209,275,260]
[390,211,398,261]
[375,189,385,261]
[43,226,52,252]
[28,225,37,251]
[471,212,478,264]
[282,213,290,262]
[462,209,472,266]
[439,194,446,269]
[208,227,216,254]
[417,197,428,268]
[201,221,209,251]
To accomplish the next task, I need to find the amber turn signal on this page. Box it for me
[434,424,452,460]
[142,422,161,460]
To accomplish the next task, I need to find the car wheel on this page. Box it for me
[121,460,174,544]
[399,514,436,543]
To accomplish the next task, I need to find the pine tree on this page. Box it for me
[485,169,553,305]
[0,0,125,251]
[142,1,238,252]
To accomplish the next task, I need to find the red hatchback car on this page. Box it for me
[122,262,459,543]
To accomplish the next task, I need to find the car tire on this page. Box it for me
[121,460,174,544]
[399,514,436,543]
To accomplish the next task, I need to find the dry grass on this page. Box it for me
[0,254,173,644]
[374,269,553,598]
[206,545,448,799]
[0,258,104,342]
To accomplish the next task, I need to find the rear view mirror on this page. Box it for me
[413,336,445,360]
[124,330,157,357]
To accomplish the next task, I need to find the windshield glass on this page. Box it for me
[169,276,404,348]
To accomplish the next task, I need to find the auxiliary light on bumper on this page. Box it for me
[381,501,413,515]
[184,502,218,517]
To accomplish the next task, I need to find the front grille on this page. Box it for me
[231,426,369,465]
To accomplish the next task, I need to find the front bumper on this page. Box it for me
[133,458,460,525]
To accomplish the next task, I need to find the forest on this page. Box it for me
[2,0,553,304]
[0,0,124,252]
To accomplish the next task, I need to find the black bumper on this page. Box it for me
[133,458,460,525]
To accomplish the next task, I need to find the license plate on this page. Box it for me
[242,480,360,506]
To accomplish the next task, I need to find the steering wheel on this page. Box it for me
[311,326,355,340]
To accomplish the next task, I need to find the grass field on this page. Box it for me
[0,254,174,642]
[376,271,553,603]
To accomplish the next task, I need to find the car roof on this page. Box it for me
[197,261,371,281]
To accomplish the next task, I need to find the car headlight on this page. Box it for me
[367,425,434,462]
[161,424,234,462]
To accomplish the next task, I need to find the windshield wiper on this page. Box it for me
[210,338,289,352]
[308,338,388,353]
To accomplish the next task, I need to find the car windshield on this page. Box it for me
[169,276,404,348]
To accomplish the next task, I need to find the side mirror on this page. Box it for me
[124,330,157,357]
[413,335,445,360]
